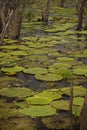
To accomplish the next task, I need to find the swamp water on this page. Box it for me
[0,3,87,130]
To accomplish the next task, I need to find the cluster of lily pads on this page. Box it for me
[0,85,86,119]
[0,2,87,129]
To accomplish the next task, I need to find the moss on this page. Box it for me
[0,117,39,130]
[42,115,70,129]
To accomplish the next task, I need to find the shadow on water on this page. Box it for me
[16,72,70,91]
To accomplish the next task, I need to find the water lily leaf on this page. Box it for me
[56,68,72,79]
[73,97,84,106]
[26,96,52,105]
[18,105,56,117]
[0,52,7,57]
[28,55,48,62]
[35,73,63,81]
[35,89,62,100]
[0,45,18,50]
[50,100,69,111]
[1,66,24,74]
[0,87,35,98]
[73,68,87,76]
[61,86,86,97]
[57,57,74,62]
[23,67,48,75]
[42,115,70,129]
[10,51,29,56]
[72,105,82,117]
[48,62,71,70]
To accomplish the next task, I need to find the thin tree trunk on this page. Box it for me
[69,80,73,130]
[0,0,19,44]
[80,93,87,130]
[76,0,86,30]
[0,9,15,43]
[42,0,50,22]
[60,0,65,7]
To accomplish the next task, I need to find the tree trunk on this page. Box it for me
[42,0,50,22]
[10,0,26,39]
[80,93,87,130]
[60,0,65,7]
[76,0,86,30]
[0,0,19,44]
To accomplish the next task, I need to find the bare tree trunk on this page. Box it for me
[69,80,73,130]
[10,0,26,39]
[0,0,19,44]
[80,93,87,130]
[0,9,15,43]
[60,0,65,7]
[76,0,86,30]
[42,0,50,22]
[84,13,87,30]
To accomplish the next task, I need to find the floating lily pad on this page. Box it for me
[18,105,56,117]
[56,68,72,79]
[26,96,52,105]
[10,51,29,56]
[35,73,63,81]
[57,57,74,62]
[51,100,69,111]
[35,89,62,100]
[73,97,84,106]
[48,62,71,70]
[72,105,82,117]
[61,86,86,97]
[23,67,48,75]
[0,87,35,98]
[73,68,87,76]
[28,55,48,62]
[42,115,70,129]
[1,66,24,74]
[0,76,23,89]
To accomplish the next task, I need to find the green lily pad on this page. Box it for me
[61,86,86,97]
[50,100,69,111]
[48,62,71,70]
[23,67,48,75]
[10,51,29,56]
[35,89,62,100]
[1,66,24,74]
[42,115,70,129]
[18,105,56,117]
[56,68,72,79]
[57,57,74,62]
[73,97,84,106]
[0,87,35,98]
[35,73,63,81]
[73,69,87,76]
[72,105,82,117]
[26,96,52,105]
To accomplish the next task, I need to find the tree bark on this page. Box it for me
[80,93,87,130]
[76,0,86,30]
[42,0,50,22]
[0,0,19,44]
